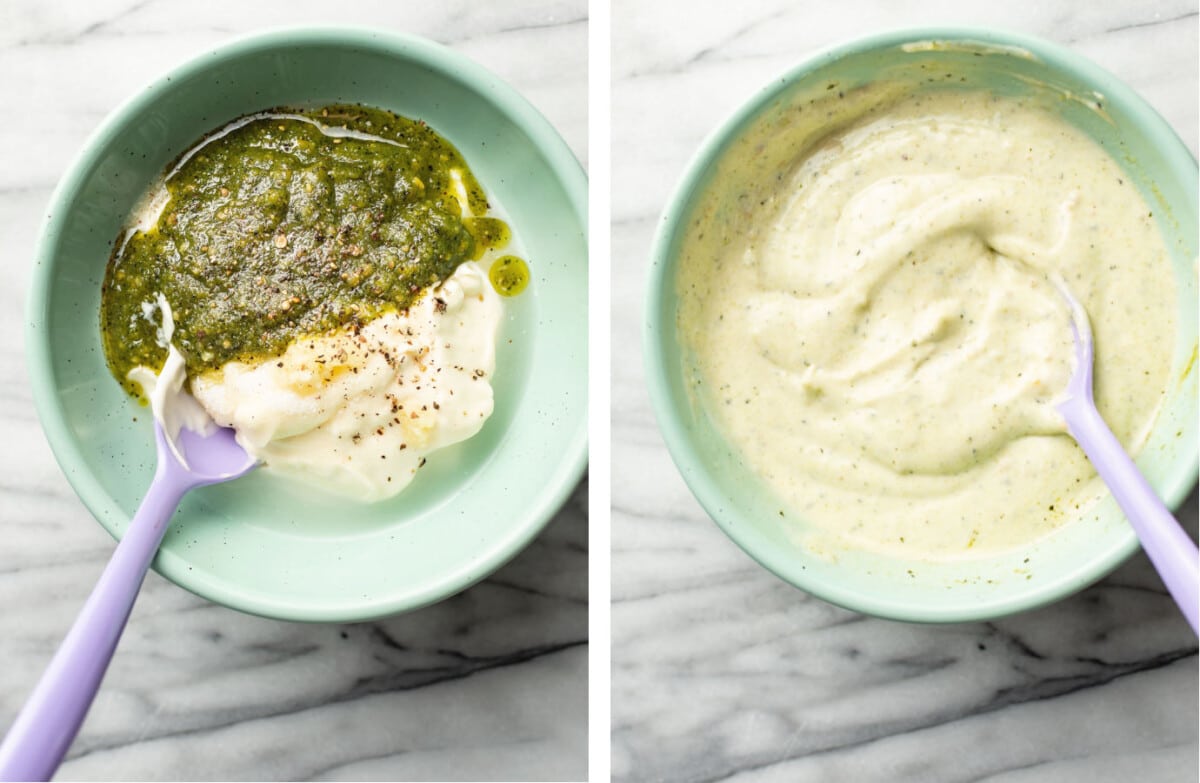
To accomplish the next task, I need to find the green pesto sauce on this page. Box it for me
[489,255,530,297]
[100,104,523,396]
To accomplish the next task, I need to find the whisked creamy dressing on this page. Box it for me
[678,87,1175,559]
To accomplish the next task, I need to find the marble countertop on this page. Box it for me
[0,1,586,781]
[611,2,1198,781]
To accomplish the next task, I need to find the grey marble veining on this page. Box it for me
[611,2,1198,781]
[0,1,586,780]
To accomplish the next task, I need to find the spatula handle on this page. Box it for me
[0,473,188,781]
[1061,399,1199,635]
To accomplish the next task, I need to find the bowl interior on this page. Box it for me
[31,29,587,621]
[647,30,1198,622]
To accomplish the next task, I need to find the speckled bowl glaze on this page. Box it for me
[645,28,1198,623]
[29,27,587,622]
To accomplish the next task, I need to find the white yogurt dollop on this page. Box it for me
[191,262,501,501]
[129,262,501,501]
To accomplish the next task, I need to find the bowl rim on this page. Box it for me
[643,25,1199,623]
[27,25,588,623]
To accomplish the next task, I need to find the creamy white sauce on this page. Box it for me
[190,262,499,501]
[677,87,1175,560]
[130,261,500,501]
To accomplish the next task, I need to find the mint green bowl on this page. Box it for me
[28,28,587,622]
[645,28,1198,623]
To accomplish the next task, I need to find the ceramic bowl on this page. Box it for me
[29,27,587,622]
[645,27,1197,622]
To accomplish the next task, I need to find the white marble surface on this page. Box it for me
[612,2,1198,781]
[0,1,586,781]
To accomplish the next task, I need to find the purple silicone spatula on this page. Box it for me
[0,423,255,781]
[1054,278,1198,635]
